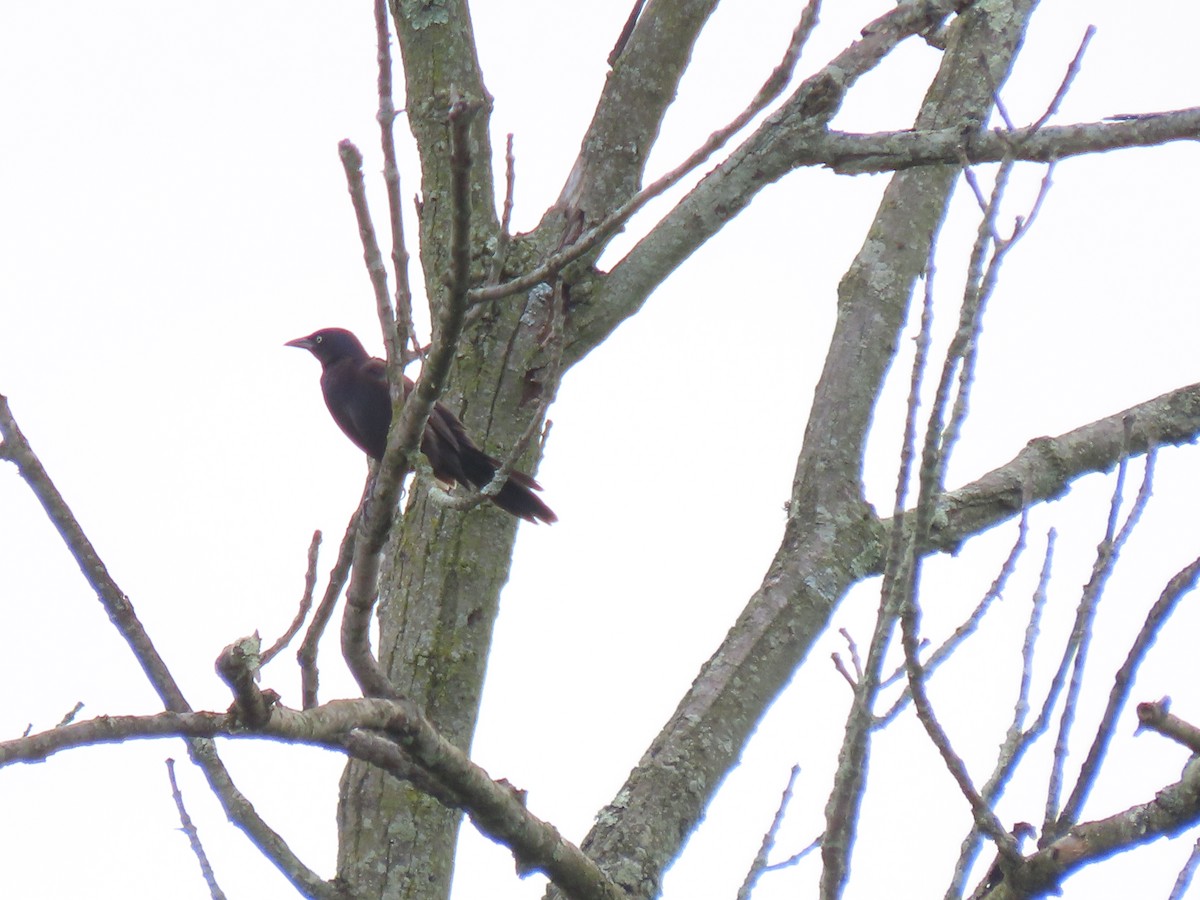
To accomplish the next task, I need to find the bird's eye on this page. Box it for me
[315,335,323,344]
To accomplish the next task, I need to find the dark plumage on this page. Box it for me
[286,328,556,524]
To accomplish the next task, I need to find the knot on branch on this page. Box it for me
[216,634,279,728]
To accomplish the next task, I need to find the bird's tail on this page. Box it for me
[461,448,557,524]
[492,470,557,524]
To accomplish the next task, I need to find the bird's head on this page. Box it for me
[285,328,369,368]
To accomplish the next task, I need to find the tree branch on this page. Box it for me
[299,502,359,709]
[983,748,1200,898]
[815,108,1200,174]
[568,0,970,362]
[166,758,227,900]
[0,395,334,898]
[921,382,1200,556]
[2,701,624,900]
[261,530,321,668]
[1059,552,1200,827]
[373,0,417,365]
[557,5,1038,897]
[549,0,722,234]
[340,99,480,700]
[0,395,190,710]
[471,0,820,307]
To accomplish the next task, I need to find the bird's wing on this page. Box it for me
[322,357,391,459]
[359,357,389,394]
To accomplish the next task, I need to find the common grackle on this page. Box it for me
[286,328,556,524]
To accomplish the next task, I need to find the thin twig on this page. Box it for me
[822,229,939,892]
[737,765,802,900]
[831,628,863,690]
[1059,542,1199,828]
[1008,161,1057,244]
[57,701,85,728]
[338,140,400,385]
[1029,25,1096,132]
[485,133,517,288]
[0,396,190,711]
[923,159,1012,505]
[166,758,227,900]
[262,530,321,667]
[763,834,823,873]
[1168,835,1200,900]
[373,0,418,365]
[831,655,857,690]
[878,505,1029,725]
[899,580,1017,856]
[1044,442,1156,838]
[838,628,862,681]
[1013,528,1055,744]
[943,525,1054,900]
[299,503,360,709]
[895,120,1053,868]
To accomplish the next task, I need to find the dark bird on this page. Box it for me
[286,328,556,524]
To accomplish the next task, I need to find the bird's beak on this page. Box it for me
[285,336,314,350]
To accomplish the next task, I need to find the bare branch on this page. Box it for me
[373,0,417,366]
[576,0,984,360]
[262,530,321,668]
[836,137,1033,878]
[1012,529,1056,747]
[1169,837,1200,900]
[737,765,803,900]
[1045,445,1156,837]
[879,505,1029,724]
[830,628,863,691]
[299,504,359,709]
[485,132,517,287]
[890,95,1055,871]
[814,108,1200,175]
[574,101,1200,367]
[943,527,1055,900]
[1029,25,1096,132]
[166,758,227,900]
[0,395,335,897]
[1138,700,1200,754]
[894,247,1016,842]
[338,140,401,380]
[1061,555,1200,823]
[341,99,481,700]
[0,395,190,710]
[3,701,623,900]
[473,0,822,306]
[57,701,85,728]
[989,755,1200,897]
[551,0,721,235]
[764,834,823,875]
[900,584,1016,854]
[921,383,1200,556]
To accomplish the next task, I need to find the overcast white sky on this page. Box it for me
[2,2,1200,899]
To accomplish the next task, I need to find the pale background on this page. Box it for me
[2,2,1199,898]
